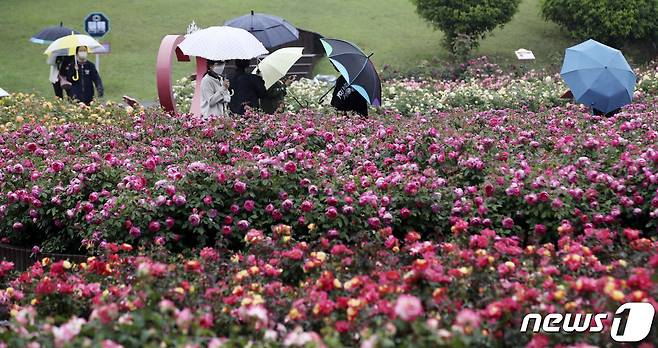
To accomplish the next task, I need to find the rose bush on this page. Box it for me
[0,93,657,254]
[0,221,656,347]
[0,60,657,346]
[172,59,658,115]
[0,93,135,132]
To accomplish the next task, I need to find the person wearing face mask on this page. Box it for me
[228,59,266,115]
[200,60,232,118]
[60,46,104,105]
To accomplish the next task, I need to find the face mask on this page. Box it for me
[78,51,88,60]
[212,63,225,75]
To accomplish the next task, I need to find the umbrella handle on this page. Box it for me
[318,85,335,104]
[289,92,309,109]
[71,55,80,81]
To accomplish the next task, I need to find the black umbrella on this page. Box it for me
[224,11,299,48]
[319,38,381,106]
[30,22,79,45]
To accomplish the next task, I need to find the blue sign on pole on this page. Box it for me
[84,12,110,38]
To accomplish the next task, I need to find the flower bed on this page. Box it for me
[0,61,657,346]
[0,96,657,254]
[0,222,656,346]
[172,59,658,115]
[0,93,135,132]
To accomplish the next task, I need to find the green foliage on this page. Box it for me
[410,0,522,57]
[540,0,658,46]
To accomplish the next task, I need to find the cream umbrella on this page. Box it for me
[178,26,268,60]
[44,33,101,56]
[253,47,303,89]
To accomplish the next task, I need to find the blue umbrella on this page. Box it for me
[225,11,299,48]
[30,23,79,45]
[560,39,636,114]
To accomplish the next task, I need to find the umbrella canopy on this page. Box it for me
[46,48,71,65]
[225,11,299,48]
[320,38,381,106]
[253,47,304,89]
[44,34,101,56]
[0,88,9,98]
[178,26,268,61]
[560,39,636,114]
[31,23,79,45]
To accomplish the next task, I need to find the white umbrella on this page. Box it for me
[177,26,268,61]
[0,88,9,98]
[253,47,304,89]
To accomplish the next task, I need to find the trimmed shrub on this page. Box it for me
[410,0,522,56]
[541,0,658,46]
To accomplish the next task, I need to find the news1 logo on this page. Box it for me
[520,302,655,342]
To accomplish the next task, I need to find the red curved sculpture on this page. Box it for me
[156,34,208,117]
[156,35,186,114]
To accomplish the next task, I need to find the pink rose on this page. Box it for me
[284,161,297,174]
[394,295,423,321]
[203,195,213,205]
[188,213,201,227]
[244,200,255,212]
[234,180,247,194]
[300,200,313,212]
[325,207,338,219]
[502,217,514,229]
[129,226,141,238]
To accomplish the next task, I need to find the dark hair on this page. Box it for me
[207,60,225,70]
[76,46,87,53]
[235,59,250,70]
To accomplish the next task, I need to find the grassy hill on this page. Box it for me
[0,0,652,102]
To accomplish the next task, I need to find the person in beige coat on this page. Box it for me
[200,60,232,118]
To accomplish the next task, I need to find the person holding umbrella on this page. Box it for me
[229,59,267,115]
[200,60,232,118]
[60,46,104,105]
[30,23,79,99]
[260,78,288,114]
[319,38,381,117]
[560,89,621,117]
[331,75,368,116]
[175,26,268,117]
[560,39,636,117]
[253,47,305,113]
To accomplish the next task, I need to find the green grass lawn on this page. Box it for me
[0,0,653,102]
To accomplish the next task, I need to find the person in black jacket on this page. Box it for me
[229,59,266,115]
[330,75,368,116]
[60,46,104,105]
[260,79,287,114]
[593,107,621,117]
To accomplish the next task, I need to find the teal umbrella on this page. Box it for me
[320,38,381,106]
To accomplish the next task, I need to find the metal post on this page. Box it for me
[95,54,100,73]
